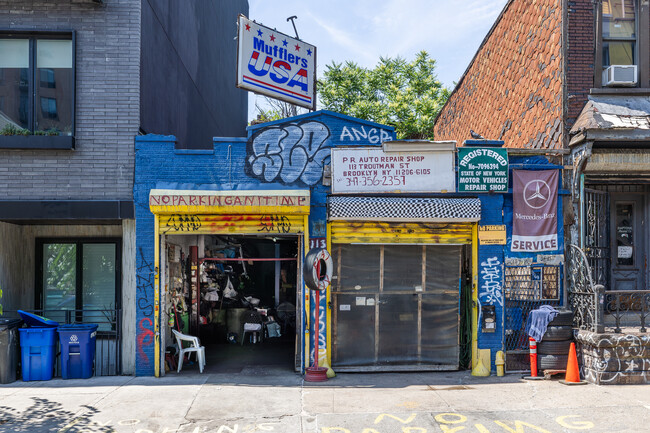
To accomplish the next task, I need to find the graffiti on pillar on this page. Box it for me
[136,248,154,317]
[480,256,504,306]
[137,318,154,364]
[247,120,331,186]
[310,299,327,364]
[136,247,155,370]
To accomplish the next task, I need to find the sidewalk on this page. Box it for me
[0,367,649,433]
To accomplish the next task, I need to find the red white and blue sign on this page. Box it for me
[237,15,317,110]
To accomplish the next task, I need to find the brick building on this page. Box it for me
[0,0,248,375]
[434,0,650,384]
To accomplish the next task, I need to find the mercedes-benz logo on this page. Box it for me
[523,179,551,209]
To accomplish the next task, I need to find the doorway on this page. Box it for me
[610,193,646,290]
[162,234,301,373]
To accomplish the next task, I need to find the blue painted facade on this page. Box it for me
[134,111,564,376]
[134,111,395,375]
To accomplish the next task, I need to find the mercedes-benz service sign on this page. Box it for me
[236,15,316,110]
[512,169,559,252]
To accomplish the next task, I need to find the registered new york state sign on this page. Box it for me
[457,147,509,193]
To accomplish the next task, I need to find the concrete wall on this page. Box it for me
[0,0,141,200]
[140,0,249,148]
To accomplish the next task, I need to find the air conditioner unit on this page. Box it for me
[602,65,637,86]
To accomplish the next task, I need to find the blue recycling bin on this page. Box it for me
[57,324,98,379]
[17,310,58,381]
[18,327,58,381]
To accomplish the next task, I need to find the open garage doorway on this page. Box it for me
[161,233,302,374]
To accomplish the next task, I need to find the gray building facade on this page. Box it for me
[0,0,248,376]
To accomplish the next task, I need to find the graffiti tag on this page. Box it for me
[166,214,201,232]
[339,125,392,144]
[258,215,292,233]
[136,248,154,317]
[247,120,331,186]
[480,257,504,306]
[137,318,154,365]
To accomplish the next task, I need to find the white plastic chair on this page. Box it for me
[172,329,205,373]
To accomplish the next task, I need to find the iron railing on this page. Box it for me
[2,308,122,376]
[568,244,650,333]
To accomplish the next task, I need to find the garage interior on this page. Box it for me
[162,234,300,373]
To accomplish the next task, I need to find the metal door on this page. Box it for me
[610,194,646,290]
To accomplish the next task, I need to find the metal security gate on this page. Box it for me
[583,189,610,287]
[504,264,563,354]
[331,243,464,371]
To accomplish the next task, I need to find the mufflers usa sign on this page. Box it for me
[236,15,317,110]
[458,147,508,192]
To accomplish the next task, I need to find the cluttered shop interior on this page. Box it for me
[161,234,300,373]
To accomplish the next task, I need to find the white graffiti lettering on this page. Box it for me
[480,257,503,306]
[248,121,331,186]
[339,125,392,144]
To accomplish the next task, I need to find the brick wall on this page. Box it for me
[434,0,563,149]
[0,0,140,200]
[566,0,595,131]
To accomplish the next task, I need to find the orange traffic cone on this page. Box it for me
[560,342,587,385]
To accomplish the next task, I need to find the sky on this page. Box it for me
[247,0,509,121]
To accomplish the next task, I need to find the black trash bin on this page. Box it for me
[0,318,23,384]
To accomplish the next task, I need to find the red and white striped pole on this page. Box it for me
[529,337,538,377]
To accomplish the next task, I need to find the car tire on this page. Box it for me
[548,310,573,327]
[537,354,569,370]
[538,340,573,355]
[542,326,573,341]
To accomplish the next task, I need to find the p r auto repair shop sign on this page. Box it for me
[458,147,508,192]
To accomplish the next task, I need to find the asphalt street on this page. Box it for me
[0,367,649,433]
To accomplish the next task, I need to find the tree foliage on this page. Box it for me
[250,96,308,125]
[318,51,450,139]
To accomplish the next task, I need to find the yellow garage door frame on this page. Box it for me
[326,220,479,371]
[148,189,311,377]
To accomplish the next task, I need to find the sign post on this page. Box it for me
[458,147,509,192]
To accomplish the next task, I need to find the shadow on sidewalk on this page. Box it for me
[0,397,113,433]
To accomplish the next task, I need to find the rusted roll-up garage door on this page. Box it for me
[328,196,480,371]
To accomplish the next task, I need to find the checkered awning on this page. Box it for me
[328,196,481,222]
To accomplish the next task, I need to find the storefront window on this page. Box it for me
[39,240,120,329]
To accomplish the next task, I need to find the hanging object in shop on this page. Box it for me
[303,248,332,292]
[236,15,317,110]
[512,169,559,252]
[303,248,332,382]
[331,144,455,194]
[478,225,507,245]
[457,147,508,192]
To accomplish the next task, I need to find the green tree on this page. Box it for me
[318,51,450,139]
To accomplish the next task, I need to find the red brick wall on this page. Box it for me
[566,0,595,131]
[433,0,563,149]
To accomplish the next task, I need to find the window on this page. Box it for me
[602,0,637,67]
[37,239,121,330]
[0,34,73,135]
[596,0,650,87]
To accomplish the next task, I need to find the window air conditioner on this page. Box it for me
[602,65,637,87]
